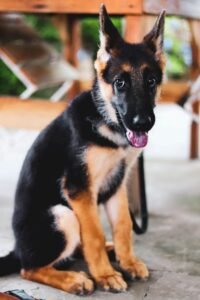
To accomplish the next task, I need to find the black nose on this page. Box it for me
[132,114,154,131]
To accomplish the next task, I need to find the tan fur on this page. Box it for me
[94,58,107,76]
[98,79,113,102]
[95,78,118,123]
[155,85,162,103]
[121,63,148,74]
[105,182,149,279]
[86,144,141,198]
[21,267,94,294]
[86,145,126,195]
[98,124,127,146]
[121,63,132,72]
[62,189,127,291]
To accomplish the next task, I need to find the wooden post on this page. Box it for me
[190,102,199,159]
[53,15,81,101]
[124,15,156,43]
[124,15,144,43]
[66,16,81,100]
[189,20,200,159]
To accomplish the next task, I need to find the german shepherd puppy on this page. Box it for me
[0,5,165,295]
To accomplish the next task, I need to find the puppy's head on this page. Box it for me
[94,5,165,148]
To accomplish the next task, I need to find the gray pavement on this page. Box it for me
[0,128,200,299]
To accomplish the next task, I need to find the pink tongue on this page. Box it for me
[126,130,148,148]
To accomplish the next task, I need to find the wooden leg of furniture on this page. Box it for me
[124,15,144,43]
[53,15,81,101]
[66,16,81,100]
[189,20,200,159]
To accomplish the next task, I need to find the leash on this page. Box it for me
[129,153,148,234]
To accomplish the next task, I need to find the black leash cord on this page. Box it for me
[130,153,148,234]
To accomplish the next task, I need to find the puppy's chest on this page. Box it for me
[86,146,140,194]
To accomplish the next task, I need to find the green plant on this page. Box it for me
[81,17,122,55]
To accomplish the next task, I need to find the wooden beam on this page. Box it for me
[0,97,66,130]
[160,81,190,103]
[0,82,191,131]
[0,0,142,14]
[144,0,200,20]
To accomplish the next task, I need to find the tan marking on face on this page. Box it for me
[97,79,118,123]
[121,63,132,72]
[94,58,107,76]
[98,79,113,101]
[139,63,149,71]
[94,44,110,76]
[94,50,118,124]
[155,85,162,103]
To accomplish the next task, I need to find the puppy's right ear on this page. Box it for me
[143,10,166,63]
[98,4,123,59]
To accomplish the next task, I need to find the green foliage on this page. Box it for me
[0,60,24,95]
[0,15,191,97]
[164,17,191,79]
[81,17,122,55]
[25,15,62,50]
[0,15,61,97]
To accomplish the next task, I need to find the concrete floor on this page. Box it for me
[0,128,200,299]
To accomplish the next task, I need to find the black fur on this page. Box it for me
[0,251,20,276]
[12,91,124,270]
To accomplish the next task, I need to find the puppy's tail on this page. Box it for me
[0,251,21,276]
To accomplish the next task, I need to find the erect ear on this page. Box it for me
[98,4,123,59]
[143,10,166,62]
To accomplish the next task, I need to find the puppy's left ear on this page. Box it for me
[143,10,166,61]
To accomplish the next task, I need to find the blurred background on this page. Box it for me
[0,15,193,94]
[0,2,200,299]
[0,12,199,159]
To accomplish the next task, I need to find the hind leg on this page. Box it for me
[19,205,94,294]
[21,267,93,295]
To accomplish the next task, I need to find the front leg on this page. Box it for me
[64,189,127,292]
[105,182,149,280]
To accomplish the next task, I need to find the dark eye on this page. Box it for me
[114,79,126,90]
[147,77,156,90]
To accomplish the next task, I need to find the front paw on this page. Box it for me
[120,258,149,280]
[95,271,127,292]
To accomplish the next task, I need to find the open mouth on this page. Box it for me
[126,129,148,148]
[114,107,149,148]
